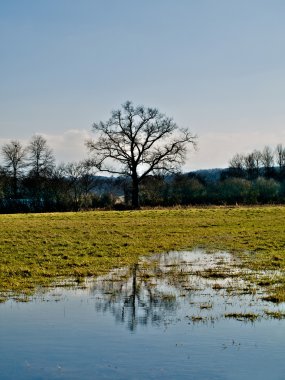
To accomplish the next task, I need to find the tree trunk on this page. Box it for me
[13,168,17,199]
[131,176,140,209]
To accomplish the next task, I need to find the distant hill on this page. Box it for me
[187,168,225,183]
[92,169,227,188]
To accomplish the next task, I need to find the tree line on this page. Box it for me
[137,145,285,206]
[1,102,285,212]
[1,138,285,212]
[228,145,285,180]
[0,135,124,212]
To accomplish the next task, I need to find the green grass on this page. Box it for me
[1,206,285,301]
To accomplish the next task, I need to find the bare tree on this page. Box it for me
[62,161,96,210]
[252,150,262,176]
[244,153,256,178]
[243,150,263,179]
[229,153,245,178]
[1,140,27,198]
[24,135,55,207]
[261,145,274,177]
[27,135,55,178]
[86,101,196,208]
[229,153,244,170]
[261,146,274,167]
[275,144,285,170]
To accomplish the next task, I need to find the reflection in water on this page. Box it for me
[92,263,179,331]
[88,250,285,330]
[1,250,285,380]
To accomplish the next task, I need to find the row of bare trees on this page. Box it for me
[1,139,285,211]
[0,136,120,212]
[1,136,55,199]
[229,145,285,179]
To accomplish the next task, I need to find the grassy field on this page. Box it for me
[0,206,285,302]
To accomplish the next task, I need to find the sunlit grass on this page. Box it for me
[0,206,285,301]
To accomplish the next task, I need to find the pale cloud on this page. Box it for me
[41,129,93,164]
[185,130,285,171]
[0,129,93,165]
[1,129,285,172]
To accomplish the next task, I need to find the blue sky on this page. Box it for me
[1,0,285,170]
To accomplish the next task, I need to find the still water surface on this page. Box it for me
[1,250,285,380]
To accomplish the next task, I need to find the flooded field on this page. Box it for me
[1,249,285,379]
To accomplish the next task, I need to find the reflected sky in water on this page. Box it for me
[1,250,285,380]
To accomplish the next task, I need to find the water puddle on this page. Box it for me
[1,249,285,379]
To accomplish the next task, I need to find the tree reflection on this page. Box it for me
[87,250,273,330]
[91,262,179,331]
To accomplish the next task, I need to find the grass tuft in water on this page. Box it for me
[224,312,260,322]
[263,310,285,319]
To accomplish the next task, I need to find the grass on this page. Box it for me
[0,206,285,301]
[263,310,285,319]
[224,312,260,322]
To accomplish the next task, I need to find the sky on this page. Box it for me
[0,0,285,171]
